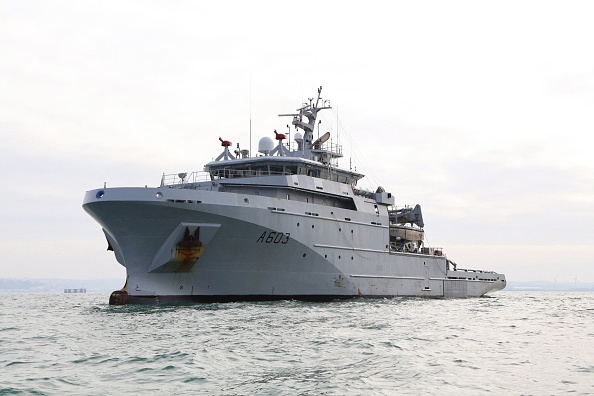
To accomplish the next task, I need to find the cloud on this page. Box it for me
[1,0,594,282]
[549,72,594,98]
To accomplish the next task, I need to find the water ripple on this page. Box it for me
[0,292,593,394]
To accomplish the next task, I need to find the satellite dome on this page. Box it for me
[258,136,274,155]
[294,132,303,142]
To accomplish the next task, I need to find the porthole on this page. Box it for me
[155,192,163,199]
[244,198,249,204]
[303,253,306,258]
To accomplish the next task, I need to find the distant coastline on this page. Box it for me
[1,278,593,294]
[506,280,594,292]
[0,278,124,293]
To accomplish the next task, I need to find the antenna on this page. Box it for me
[337,105,339,153]
[286,124,290,149]
[348,114,352,171]
[249,76,252,158]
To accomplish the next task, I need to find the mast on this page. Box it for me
[278,86,331,151]
[249,76,252,158]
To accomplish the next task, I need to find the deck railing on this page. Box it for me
[160,171,211,187]
[160,169,292,188]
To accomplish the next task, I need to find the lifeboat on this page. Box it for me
[389,225,424,242]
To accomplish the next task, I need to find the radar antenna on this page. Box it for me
[312,131,330,150]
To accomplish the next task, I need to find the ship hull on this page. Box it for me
[83,186,506,304]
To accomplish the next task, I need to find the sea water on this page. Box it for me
[0,292,593,395]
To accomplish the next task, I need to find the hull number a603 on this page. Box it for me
[256,231,290,244]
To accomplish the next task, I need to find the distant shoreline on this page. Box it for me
[0,278,124,293]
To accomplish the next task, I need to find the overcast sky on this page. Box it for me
[1,1,593,283]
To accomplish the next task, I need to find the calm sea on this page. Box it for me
[0,292,592,395]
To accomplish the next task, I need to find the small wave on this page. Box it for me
[72,356,120,365]
[575,365,594,373]
[380,340,403,349]
[0,387,46,395]
[5,361,30,367]
[183,377,207,383]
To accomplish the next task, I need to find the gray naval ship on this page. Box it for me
[83,87,506,304]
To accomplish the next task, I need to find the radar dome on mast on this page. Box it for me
[258,136,274,155]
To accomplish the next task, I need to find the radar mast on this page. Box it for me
[278,86,331,150]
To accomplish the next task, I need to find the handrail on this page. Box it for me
[160,171,211,187]
[208,169,291,179]
[160,169,293,188]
